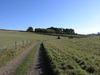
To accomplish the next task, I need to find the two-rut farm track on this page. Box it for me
[0,43,50,75]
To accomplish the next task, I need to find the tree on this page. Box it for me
[27,27,33,32]
[63,28,75,34]
[35,27,75,34]
[47,27,62,33]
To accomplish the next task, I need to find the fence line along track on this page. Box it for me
[0,40,34,55]
[0,42,37,75]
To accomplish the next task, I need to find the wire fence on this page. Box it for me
[0,40,34,55]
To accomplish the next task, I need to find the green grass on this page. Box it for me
[0,30,56,67]
[43,36,100,75]
[0,30,56,54]
[1,30,100,75]
[0,30,55,50]
[14,42,41,75]
[37,32,88,38]
[0,41,37,67]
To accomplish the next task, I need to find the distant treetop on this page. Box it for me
[27,27,33,32]
[35,27,75,34]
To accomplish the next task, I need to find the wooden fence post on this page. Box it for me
[15,41,17,48]
[23,40,24,45]
[27,40,28,43]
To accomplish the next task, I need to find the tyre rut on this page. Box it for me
[0,43,37,75]
[25,43,51,75]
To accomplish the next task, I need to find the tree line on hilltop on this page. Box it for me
[27,27,75,34]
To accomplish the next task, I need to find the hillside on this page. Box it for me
[0,30,99,75]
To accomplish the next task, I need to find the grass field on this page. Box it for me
[0,30,56,67]
[43,36,100,75]
[14,42,40,75]
[0,30,100,75]
[0,30,55,53]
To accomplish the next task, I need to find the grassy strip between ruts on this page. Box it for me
[0,41,37,67]
[14,42,41,75]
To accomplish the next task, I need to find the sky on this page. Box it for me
[0,0,100,34]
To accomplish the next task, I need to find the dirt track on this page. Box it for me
[0,43,52,75]
[0,44,36,75]
[25,43,50,75]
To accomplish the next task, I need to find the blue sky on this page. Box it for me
[0,0,100,34]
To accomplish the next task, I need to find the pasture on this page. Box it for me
[0,30,55,52]
[43,36,100,75]
[0,30,100,75]
[0,30,55,67]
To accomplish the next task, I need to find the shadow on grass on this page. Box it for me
[36,43,54,75]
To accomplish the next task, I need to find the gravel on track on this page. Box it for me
[0,44,36,75]
[25,43,51,75]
